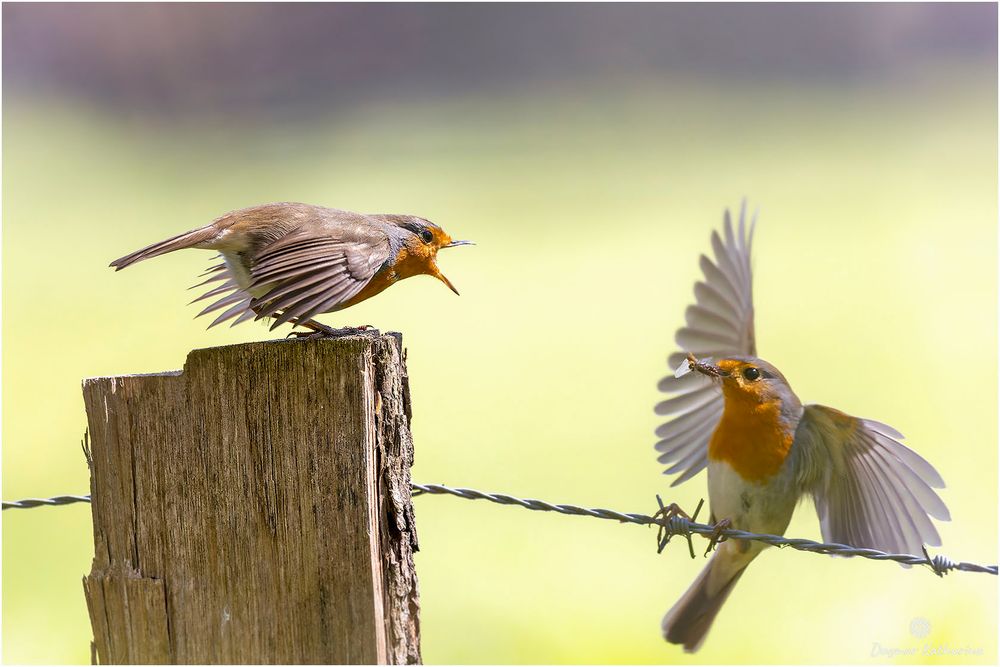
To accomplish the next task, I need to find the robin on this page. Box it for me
[110,202,472,334]
[654,202,949,652]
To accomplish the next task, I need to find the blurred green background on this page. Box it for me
[3,3,997,664]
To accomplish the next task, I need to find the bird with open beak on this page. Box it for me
[655,202,948,652]
[110,202,473,335]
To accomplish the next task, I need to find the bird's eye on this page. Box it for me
[742,367,761,382]
[420,229,434,244]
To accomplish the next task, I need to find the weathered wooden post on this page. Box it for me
[81,333,421,664]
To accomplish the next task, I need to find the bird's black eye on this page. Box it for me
[420,229,434,244]
[742,367,761,382]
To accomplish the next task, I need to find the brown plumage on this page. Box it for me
[110,202,472,333]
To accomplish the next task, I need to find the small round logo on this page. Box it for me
[909,617,931,639]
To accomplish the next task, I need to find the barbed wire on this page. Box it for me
[409,483,997,576]
[4,484,996,577]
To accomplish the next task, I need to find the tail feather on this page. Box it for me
[109,225,219,271]
[662,546,753,652]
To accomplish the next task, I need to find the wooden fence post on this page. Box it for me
[81,333,421,664]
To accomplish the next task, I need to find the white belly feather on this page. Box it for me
[707,459,798,537]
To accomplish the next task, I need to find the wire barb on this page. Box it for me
[4,483,996,576]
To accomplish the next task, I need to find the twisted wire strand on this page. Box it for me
[2,495,92,510]
[410,483,997,576]
[4,485,995,577]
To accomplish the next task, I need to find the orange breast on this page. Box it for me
[708,396,795,483]
[337,246,430,310]
[390,245,434,280]
[338,269,396,310]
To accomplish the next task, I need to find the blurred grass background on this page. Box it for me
[3,4,997,664]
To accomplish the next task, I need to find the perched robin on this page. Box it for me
[110,202,472,334]
[654,202,949,652]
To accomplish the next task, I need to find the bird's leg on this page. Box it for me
[286,317,340,337]
[284,316,373,339]
[703,517,732,557]
[247,302,374,339]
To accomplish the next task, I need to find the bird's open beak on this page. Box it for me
[429,261,461,295]
[430,239,472,294]
[435,271,461,296]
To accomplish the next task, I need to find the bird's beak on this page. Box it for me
[430,238,471,294]
[429,261,461,295]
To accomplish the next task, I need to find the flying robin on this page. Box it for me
[110,202,472,334]
[655,202,949,652]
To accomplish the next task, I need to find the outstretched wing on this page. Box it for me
[793,404,949,555]
[247,229,393,330]
[187,222,393,331]
[654,202,757,486]
[188,259,258,329]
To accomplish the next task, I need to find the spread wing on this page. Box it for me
[246,229,393,330]
[186,228,393,330]
[793,404,949,555]
[188,259,257,329]
[654,202,756,485]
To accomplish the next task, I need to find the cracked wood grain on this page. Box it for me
[82,334,421,664]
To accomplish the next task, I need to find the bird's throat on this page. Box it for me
[708,397,794,483]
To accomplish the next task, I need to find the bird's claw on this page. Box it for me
[286,324,375,340]
[652,496,704,558]
[703,518,732,556]
[286,330,327,340]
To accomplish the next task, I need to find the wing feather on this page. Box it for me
[189,280,238,304]
[850,447,914,554]
[209,298,253,328]
[794,404,948,556]
[655,403,724,458]
[249,234,391,330]
[675,326,742,350]
[249,255,345,288]
[253,263,349,309]
[865,422,946,488]
[654,386,720,416]
[684,305,741,339]
[865,444,942,546]
[196,290,245,318]
[184,260,255,327]
[654,393,722,439]
[654,202,756,483]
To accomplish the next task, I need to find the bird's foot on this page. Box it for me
[653,496,704,558]
[703,518,732,556]
[652,498,692,523]
[286,321,375,339]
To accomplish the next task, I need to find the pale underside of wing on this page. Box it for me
[794,404,949,557]
[187,229,392,330]
[654,202,756,486]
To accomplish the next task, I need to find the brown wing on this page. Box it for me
[654,202,756,485]
[187,207,393,330]
[188,260,257,329]
[246,228,393,330]
[793,404,949,555]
